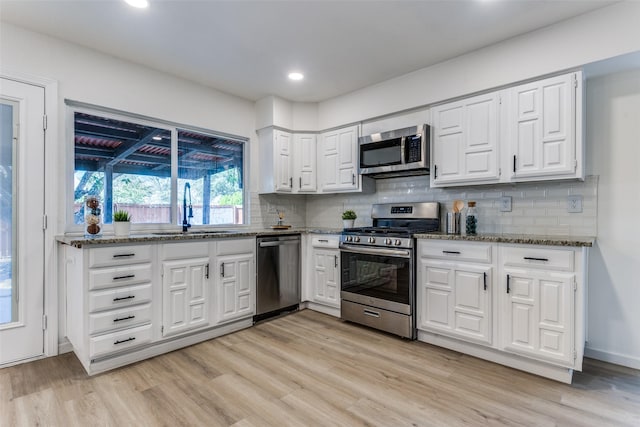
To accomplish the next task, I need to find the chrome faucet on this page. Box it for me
[182,182,193,232]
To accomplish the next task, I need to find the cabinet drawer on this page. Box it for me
[89,245,152,268]
[161,241,209,260]
[89,303,152,335]
[216,238,255,255]
[89,263,152,290]
[311,235,339,249]
[89,323,152,358]
[89,283,152,313]
[419,240,493,263]
[501,246,574,271]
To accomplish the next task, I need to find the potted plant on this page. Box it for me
[113,209,132,237]
[342,209,357,229]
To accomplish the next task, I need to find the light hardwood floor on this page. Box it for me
[1,309,639,426]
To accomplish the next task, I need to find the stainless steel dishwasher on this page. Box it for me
[255,234,301,322]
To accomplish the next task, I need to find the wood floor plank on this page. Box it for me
[1,309,639,426]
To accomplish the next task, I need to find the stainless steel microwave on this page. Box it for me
[358,124,430,178]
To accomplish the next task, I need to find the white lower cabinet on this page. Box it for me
[418,257,492,345]
[64,237,255,375]
[417,239,587,383]
[162,257,210,337]
[213,238,256,324]
[303,234,341,316]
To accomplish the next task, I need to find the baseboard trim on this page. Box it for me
[58,340,73,354]
[585,346,640,370]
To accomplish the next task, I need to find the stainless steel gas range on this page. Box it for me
[339,202,440,339]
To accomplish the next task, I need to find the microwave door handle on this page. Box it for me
[400,136,406,164]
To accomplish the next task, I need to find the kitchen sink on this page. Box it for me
[152,230,237,236]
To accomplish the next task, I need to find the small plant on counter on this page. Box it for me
[113,210,131,222]
[342,210,357,220]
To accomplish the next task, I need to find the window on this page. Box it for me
[72,108,246,228]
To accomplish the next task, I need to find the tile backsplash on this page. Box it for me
[250,176,597,236]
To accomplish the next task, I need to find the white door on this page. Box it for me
[0,78,46,365]
[432,91,499,186]
[502,268,575,366]
[215,253,254,324]
[274,130,292,192]
[162,258,210,337]
[294,133,316,192]
[510,73,576,179]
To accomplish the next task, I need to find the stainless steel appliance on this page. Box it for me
[358,124,430,178]
[340,202,440,339]
[255,234,301,322]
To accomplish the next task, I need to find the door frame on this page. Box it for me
[1,70,59,361]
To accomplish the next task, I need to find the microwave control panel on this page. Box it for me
[405,135,422,163]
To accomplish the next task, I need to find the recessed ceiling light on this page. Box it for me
[288,72,304,81]
[124,0,149,9]
[152,136,162,141]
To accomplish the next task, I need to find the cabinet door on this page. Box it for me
[162,258,210,337]
[215,252,255,324]
[294,133,317,192]
[432,92,500,186]
[319,125,359,191]
[274,130,293,191]
[417,259,492,345]
[501,268,575,366]
[312,248,340,308]
[510,73,576,180]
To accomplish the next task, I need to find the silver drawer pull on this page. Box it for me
[442,250,461,255]
[113,315,135,323]
[114,337,135,345]
[113,274,135,281]
[318,239,329,243]
[113,253,136,258]
[363,309,380,318]
[524,257,549,262]
[113,295,135,302]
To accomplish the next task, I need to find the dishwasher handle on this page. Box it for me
[258,239,300,248]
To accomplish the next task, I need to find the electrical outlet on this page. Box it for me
[567,195,583,213]
[500,196,512,212]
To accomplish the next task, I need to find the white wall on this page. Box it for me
[584,68,640,369]
[318,1,640,129]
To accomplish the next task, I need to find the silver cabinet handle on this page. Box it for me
[334,255,338,268]
[220,263,225,277]
[524,257,549,262]
[114,337,135,345]
[113,295,135,302]
[352,173,355,185]
[113,274,135,281]
[299,177,302,188]
[290,177,293,187]
[205,264,209,279]
[363,309,380,318]
[113,315,135,323]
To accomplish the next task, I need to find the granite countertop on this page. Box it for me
[56,227,343,248]
[414,232,595,247]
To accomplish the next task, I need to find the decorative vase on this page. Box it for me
[113,221,131,237]
[343,219,355,229]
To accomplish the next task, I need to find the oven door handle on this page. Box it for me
[339,245,411,258]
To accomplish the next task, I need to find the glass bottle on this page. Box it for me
[466,201,478,235]
[84,195,102,238]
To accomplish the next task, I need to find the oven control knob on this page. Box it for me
[354,236,360,243]
[385,238,392,245]
[394,239,402,246]
[346,235,352,242]
[368,237,375,243]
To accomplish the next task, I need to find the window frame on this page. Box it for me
[65,101,249,234]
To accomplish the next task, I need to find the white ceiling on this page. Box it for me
[0,0,616,102]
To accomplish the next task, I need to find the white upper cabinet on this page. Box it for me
[509,72,581,181]
[431,71,583,187]
[319,124,365,192]
[293,133,317,192]
[431,91,501,187]
[274,130,293,191]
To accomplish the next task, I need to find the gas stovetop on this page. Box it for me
[340,202,440,250]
